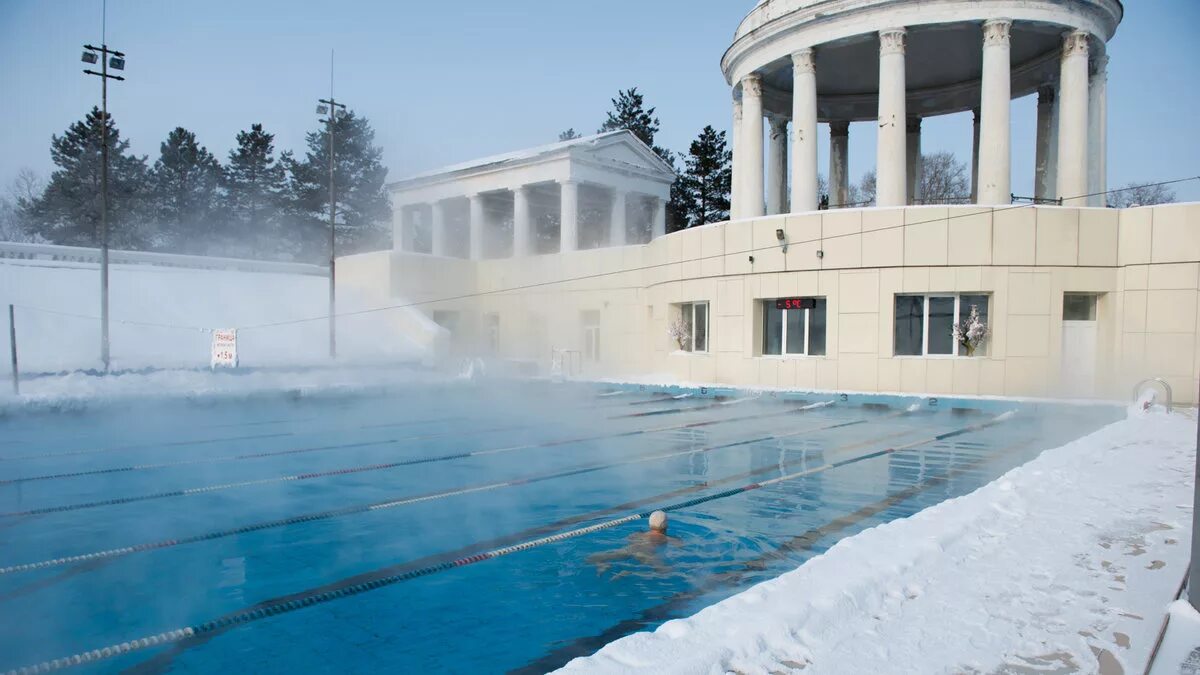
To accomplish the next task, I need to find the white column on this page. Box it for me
[1047,83,1060,200]
[875,28,907,208]
[766,117,788,215]
[1056,30,1090,206]
[513,186,532,256]
[791,48,819,213]
[431,201,447,256]
[741,73,765,218]
[1034,85,1055,201]
[906,117,922,204]
[829,121,849,206]
[970,108,980,202]
[977,18,1013,205]
[391,204,406,251]
[652,197,666,239]
[559,180,579,252]
[609,189,627,246]
[468,194,485,260]
[1088,54,1108,207]
[731,97,743,219]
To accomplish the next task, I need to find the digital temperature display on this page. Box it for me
[775,297,816,310]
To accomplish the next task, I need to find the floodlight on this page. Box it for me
[775,228,785,241]
[109,56,125,70]
[317,104,329,115]
[81,51,98,64]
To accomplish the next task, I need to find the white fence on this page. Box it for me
[0,241,329,277]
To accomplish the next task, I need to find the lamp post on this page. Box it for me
[81,39,125,372]
[316,95,346,360]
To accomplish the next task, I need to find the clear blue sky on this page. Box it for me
[2,0,1197,202]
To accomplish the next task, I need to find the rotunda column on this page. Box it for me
[431,200,447,256]
[1034,86,1056,201]
[906,117,922,204]
[731,96,743,219]
[741,73,766,218]
[875,28,907,208]
[1088,54,1108,207]
[791,48,819,213]
[977,18,1013,206]
[559,180,579,252]
[829,121,849,207]
[513,186,532,256]
[609,189,627,246]
[1056,30,1090,206]
[652,197,666,239]
[468,194,485,260]
[767,117,789,215]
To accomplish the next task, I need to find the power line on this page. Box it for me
[235,175,1200,332]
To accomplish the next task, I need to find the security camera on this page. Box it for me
[748,255,755,264]
[775,229,785,241]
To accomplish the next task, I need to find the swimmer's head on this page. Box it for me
[648,510,668,533]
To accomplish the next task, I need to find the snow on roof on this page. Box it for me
[389,129,672,188]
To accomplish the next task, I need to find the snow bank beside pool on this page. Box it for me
[561,409,1196,674]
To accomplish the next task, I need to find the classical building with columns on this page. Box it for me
[725,0,1118,215]
[389,131,675,260]
[340,0,1200,404]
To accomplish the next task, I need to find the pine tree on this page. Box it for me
[223,123,286,255]
[150,127,222,252]
[558,128,581,141]
[597,88,688,230]
[678,126,732,228]
[285,110,390,257]
[26,107,149,247]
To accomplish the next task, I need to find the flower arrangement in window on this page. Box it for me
[952,304,990,356]
[667,317,691,351]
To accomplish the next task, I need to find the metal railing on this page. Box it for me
[1132,377,1173,412]
[0,241,328,276]
[1010,193,1063,206]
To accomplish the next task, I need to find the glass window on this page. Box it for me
[1063,294,1097,321]
[694,303,708,352]
[582,310,601,361]
[927,296,956,355]
[675,302,709,353]
[894,294,992,356]
[894,296,924,356]
[762,299,825,356]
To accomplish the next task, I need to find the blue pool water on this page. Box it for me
[0,381,1121,673]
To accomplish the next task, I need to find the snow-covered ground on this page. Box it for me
[562,408,1197,675]
[0,258,433,374]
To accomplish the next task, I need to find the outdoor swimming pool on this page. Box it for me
[0,381,1122,673]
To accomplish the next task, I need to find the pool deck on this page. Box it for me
[561,408,1197,675]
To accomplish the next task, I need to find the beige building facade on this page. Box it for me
[339,202,1200,404]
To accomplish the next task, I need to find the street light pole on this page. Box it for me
[317,88,345,361]
[82,41,125,372]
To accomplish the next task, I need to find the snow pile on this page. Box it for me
[561,409,1197,674]
[0,258,433,373]
[1151,601,1200,675]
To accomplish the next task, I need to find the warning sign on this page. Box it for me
[211,329,238,368]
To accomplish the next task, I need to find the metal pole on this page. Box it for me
[99,43,111,371]
[8,304,18,396]
[327,52,337,361]
[1190,377,1200,610]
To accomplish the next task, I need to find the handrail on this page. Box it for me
[0,241,328,277]
[1132,377,1173,413]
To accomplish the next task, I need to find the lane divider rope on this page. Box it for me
[0,410,875,575]
[1,409,1013,674]
[0,403,834,517]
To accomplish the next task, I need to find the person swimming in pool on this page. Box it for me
[587,511,681,577]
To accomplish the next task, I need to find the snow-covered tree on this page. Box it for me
[149,127,222,251]
[667,316,691,351]
[952,304,990,356]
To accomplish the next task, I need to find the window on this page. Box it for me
[893,294,989,356]
[762,298,826,356]
[432,310,458,333]
[582,310,601,361]
[1063,294,1097,321]
[675,302,709,352]
[483,312,500,355]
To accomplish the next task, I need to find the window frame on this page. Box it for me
[761,298,826,357]
[676,301,710,353]
[894,293,990,358]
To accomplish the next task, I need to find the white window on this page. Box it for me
[762,298,826,356]
[675,302,709,352]
[894,294,989,356]
[582,310,601,361]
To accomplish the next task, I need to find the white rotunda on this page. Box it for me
[723,0,1122,215]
